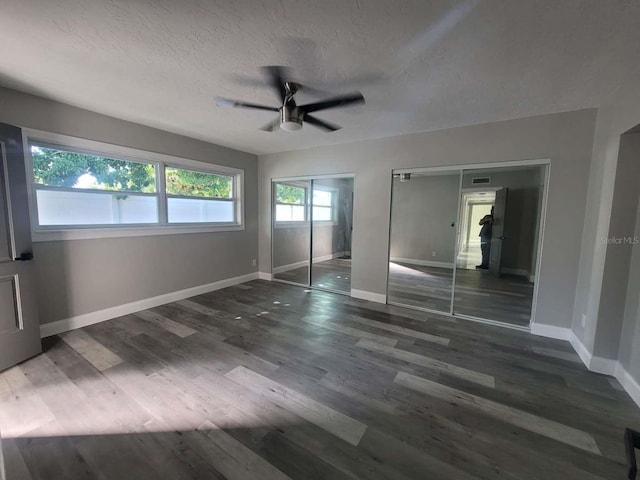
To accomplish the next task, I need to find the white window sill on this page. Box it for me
[32,224,245,242]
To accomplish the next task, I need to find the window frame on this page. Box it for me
[24,129,244,241]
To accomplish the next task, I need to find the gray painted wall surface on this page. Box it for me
[259,109,597,329]
[593,134,640,358]
[619,189,640,378]
[0,87,258,325]
[572,79,640,361]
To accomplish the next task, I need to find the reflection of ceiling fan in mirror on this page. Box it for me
[215,66,365,133]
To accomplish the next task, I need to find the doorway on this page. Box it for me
[271,175,354,295]
[387,162,548,329]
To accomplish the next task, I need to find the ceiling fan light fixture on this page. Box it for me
[281,121,303,131]
[280,107,303,131]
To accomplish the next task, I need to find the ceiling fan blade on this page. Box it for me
[215,97,278,112]
[300,92,365,113]
[261,66,291,104]
[304,114,341,132]
[259,116,281,132]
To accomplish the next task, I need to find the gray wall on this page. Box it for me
[572,78,640,365]
[259,109,597,329]
[593,134,640,358]
[0,87,258,325]
[389,174,459,264]
[607,131,640,381]
[619,185,640,379]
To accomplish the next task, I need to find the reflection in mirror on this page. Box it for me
[272,180,310,285]
[453,165,546,326]
[387,170,460,313]
[311,178,353,293]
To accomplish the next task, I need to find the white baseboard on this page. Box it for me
[532,326,639,407]
[258,272,272,281]
[615,363,640,408]
[530,323,571,341]
[351,289,387,304]
[566,331,616,375]
[568,331,594,368]
[589,356,618,376]
[390,257,454,269]
[40,272,260,338]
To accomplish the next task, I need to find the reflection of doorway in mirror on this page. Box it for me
[457,190,496,270]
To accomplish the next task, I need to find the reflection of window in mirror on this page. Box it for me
[275,183,307,223]
[312,188,337,223]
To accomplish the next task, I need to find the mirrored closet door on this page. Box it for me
[387,162,547,329]
[272,176,354,295]
[388,169,460,313]
[272,180,311,285]
[311,177,353,293]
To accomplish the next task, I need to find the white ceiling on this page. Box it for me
[1,0,640,155]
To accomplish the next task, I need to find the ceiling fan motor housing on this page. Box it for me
[280,106,303,131]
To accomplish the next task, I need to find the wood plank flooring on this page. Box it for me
[388,262,533,326]
[1,280,639,479]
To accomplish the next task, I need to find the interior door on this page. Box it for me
[489,187,508,277]
[0,123,41,372]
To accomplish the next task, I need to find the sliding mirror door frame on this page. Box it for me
[387,159,550,331]
[271,173,355,295]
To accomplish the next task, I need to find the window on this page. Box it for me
[166,167,235,223]
[27,132,243,239]
[275,183,307,222]
[31,144,158,226]
[274,182,337,224]
[312,188,336,222]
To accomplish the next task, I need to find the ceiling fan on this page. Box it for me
[215,66,365,132]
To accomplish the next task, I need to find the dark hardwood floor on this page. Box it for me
[1,280,638,479]
[388,262,533,326]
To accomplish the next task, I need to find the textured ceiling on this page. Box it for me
[1,0,640,155]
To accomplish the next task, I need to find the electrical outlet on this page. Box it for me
[252,259,257,267]
[432,251,436,257]
[581,313,586,328]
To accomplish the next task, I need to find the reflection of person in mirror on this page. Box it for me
[476,207,494,270]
